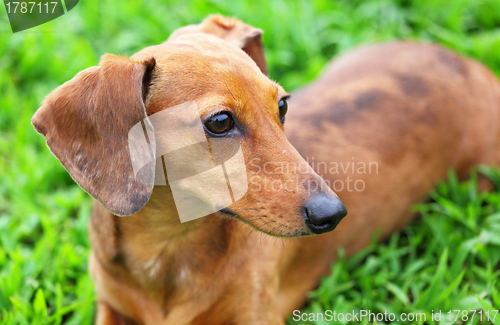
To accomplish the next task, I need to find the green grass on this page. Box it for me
[0,0,500,324]
[291,168,500,325]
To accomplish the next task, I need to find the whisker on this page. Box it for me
[273,67,285,82]
[225,84,236,101]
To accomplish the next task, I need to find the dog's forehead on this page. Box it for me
[134,34,282,116]
[134,34,261,75]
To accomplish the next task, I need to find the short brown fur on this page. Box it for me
[32,16,500,324]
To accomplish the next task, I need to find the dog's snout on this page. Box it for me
[303,196,347,234]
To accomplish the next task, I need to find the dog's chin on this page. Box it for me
[217,208,314,238]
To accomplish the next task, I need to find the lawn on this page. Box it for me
[1,0,500,324]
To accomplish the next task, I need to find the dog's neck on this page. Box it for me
[90,185,287,319]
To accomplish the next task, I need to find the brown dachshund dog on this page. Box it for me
[32,15,500,324]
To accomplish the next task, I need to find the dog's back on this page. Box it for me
[278,42,500,312]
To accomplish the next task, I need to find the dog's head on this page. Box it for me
[32,15,347,237]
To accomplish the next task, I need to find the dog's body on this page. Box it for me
[32,16,500,325]
[281,42,500,312]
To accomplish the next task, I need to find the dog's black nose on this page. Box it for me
[303,196,347,234]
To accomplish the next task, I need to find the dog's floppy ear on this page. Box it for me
[167,15,268,75]
[32,54,156,216]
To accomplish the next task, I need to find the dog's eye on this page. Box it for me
[279,96,289,124]
[204,112,234,135]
